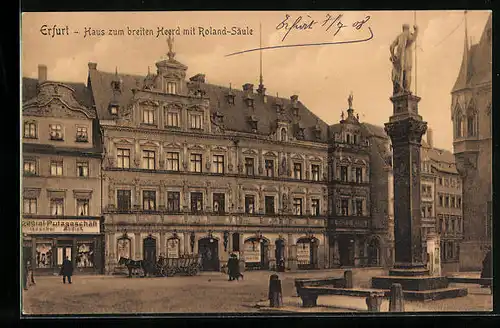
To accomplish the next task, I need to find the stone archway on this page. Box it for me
[198,237,219,271]
[243,237,270,270]
[297,237,319,270]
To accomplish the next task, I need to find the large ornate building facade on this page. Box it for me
[88,49,333,273]
[22,66,104,275]
[450,14,492,270]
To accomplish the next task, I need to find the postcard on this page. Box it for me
[21,10,492,315]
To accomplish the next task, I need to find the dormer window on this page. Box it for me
[296,128,305,140]
[293,107,299,117]
[314,128,321,140]
[166,81,177,94]
[49,124,63,141]
[76,126,88,142]
[227,95,235,105]
[109,104,119,115]
[353,134,358,144]
[346,134,351,144]
[23,121,37,139]
[248,116,258,132]
[280,128,287,142]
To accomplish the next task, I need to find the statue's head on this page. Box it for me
[402,24,410,34]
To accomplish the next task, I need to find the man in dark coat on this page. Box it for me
[480,248,492,287]
[60,256,74,284]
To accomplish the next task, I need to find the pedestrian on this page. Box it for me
[230,254,243,281]
[27,260,36,286]
[60,256,74,284]
[227,254,236,281]
[23,259,29,291]
[480,247,492,288]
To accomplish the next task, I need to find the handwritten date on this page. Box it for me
[276,13,371,42]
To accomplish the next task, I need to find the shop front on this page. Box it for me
[22,217,103,275]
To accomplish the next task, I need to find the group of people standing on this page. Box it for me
[23,256,74,290]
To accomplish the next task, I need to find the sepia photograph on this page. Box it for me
[20,10,492,315]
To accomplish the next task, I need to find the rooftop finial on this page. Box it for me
[147,66,151,75]
[341,111,345,121]
[348,91,353,109]
[167,35,175,60]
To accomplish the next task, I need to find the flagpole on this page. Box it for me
[414,11,417,95]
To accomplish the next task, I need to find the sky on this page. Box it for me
[21,11,491,151]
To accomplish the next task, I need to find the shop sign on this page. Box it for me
[297,242,311,263]
[243,240,261,262]
[22,218,100,234]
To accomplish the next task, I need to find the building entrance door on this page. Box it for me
[338,235,355,267]
[143,236,157,264]
[199,238,219,271]
[57,246,73,266]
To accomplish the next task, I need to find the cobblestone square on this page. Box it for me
[22,269,492,315]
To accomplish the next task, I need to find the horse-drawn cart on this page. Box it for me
[161,254,201,277]
[118,255,201,277]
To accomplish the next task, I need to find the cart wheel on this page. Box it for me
[188,265,198,276]
[167,268,176,277]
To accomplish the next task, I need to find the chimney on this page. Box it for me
[242,83,254,93]
[38,65,47,83]
[88,62,97,70]
[427,128,433,148]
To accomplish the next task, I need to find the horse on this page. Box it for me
[118,257,146,277]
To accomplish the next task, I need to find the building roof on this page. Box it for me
[88,68,330,142]
[452,13,492,93]
[361,122,390,139]
[22,77,94,108]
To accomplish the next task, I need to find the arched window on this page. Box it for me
[466,110,477,137]
[455,114,463,138]
[280,128,287,142]
[346,134,351,144]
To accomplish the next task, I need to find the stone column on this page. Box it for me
[159,143,165,169]
[268,244,276,270]
[288,233,297,270]
[305,188,310,215]
[286,152,292,177]
[110,231,116,264]
[159,181,165,210]
[105,232,111,274]
[323,233,329,269]
[135,233,141,260]
[184,232,190,255]
[160,232,165,257]
[134,139,141,168]
[258,149,264,175]
[385,93,427,269]
[182,142,188,171]
[205,182,212,212]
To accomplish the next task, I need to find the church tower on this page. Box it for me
[450,12,492,271]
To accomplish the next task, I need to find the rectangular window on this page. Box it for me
[23,159,36,175]
[245,158,254,176]
[340,166,348,182]
[50,198,64,216]
[167,191,180,213]
[49,124,63,140]
[190,114,203,129]
[142,150,156,170]
[190,154,202,172]
[311,199,320,216]
[311,164,320,181]
[265,159,274,177]
[451,197,456,208]
[76,127,88,142]
[50,161,63,176]
[245,195,255,214]
[143,190,156,211]
[77,199,89,216]
[293,163,302,179]
[117,190,131,211]
[142,108,155,124]
[355,167,363,183]
[23,198,37,214]
[77,162,89,177]
[166,111,180,127]
[355,199,363,216]
[166,152,179,171]
[213,155,224,174]
[265,196,275,214]
[438,218,443,233]
[191,192,203,213]
[293,198,303,216]
[341,199,349,216]
[213,193,225,214]
[24,122,37,138]
[444,196,449,208]
[438,195,443,207]
[457,197,462,208]
[117,148,130,168]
